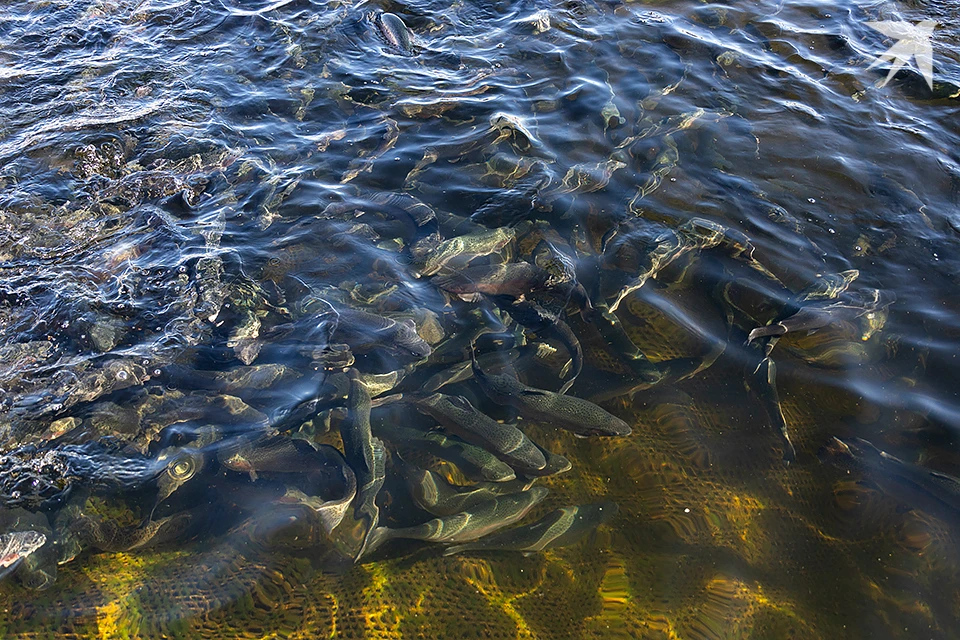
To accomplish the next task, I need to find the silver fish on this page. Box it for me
[414,393,547,473]
[443,502,618,555]
[395,456,534,517]
[339,371,387,559]
[472,353,632,436]
[375,424,516,483]
[363,486,549,555]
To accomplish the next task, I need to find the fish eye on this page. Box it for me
[167,454,198,480]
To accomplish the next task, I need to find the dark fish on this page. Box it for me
[375,424,516,483]
[421,349,520,392]
[493,297,582,395]
[339,371,387,558]
[363,486,549,555]
[748,289,894,344]
[413,393,547,473]
[443,501,618,555]
[819,437,960,516]
[373,12,415,55]
[394,456,533,517]
[471,353,631,436]
[335,308,431,360]
[746,357,796,464]
[521,443,572,478]
[151,447,204,517]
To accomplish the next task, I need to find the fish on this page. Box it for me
[150,447,204,519]
[279,463,358,536]
[747,289,895,349]
[373,12,415,55]
[421,227,515,277]
[521,444,572,478]
[434,262,550,299]
[746,357,796,464]
[819,437,960,516]
[339,371,387,558]
[394,456,534,517]
[443,501,617,555]
[421,349,520,392]
[363,486,549,555]
[334,308,431,360]
[413,393,547,473]
[374,424,517,483]
[492,297,582,395]
[471,353,631,436]
[0,531,46,574]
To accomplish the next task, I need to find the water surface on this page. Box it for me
[1,0,960,637]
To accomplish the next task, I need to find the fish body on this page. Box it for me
[421,349,520,392]
[364,486,548,554]
[375,425,516,483]
[747,289,895,347]
[335,308,431,360]
[472,357,631,436]
[339,372,387,558]
[820,437,960,516]
[443,501,617,555]
[521,444,572,477]
[434,262,549,299]
[395,457,533,517]
[0,531,46,572]
[414,393,546,473]
[373,12,415,55]
[493,297,582,395]
[421,227,515,277]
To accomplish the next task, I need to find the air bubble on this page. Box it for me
[117,370,129,381]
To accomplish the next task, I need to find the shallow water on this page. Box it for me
[1,0,960,637]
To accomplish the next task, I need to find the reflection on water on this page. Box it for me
[1,0,959,636]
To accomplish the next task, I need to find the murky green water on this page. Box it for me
[1,0,959,637]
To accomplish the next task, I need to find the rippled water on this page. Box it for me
[1,0,960,637]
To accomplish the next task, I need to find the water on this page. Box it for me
[1,0,959,636]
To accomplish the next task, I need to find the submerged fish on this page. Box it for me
[395,456,533,517]
[421,349,521,393]
[335,308,432,360]
[363,486,549,555]
[472,353,631,436]
[339,371,387,558]
[0,531,47,575]
[747,289,895,347]
[819,436,960,516]
[521,443,572,478]
[493,297,582,395]
[421,227,515,277]
[434,262,549,299]
[443,501,617,555]
[375,424,517,483]
[413,393,547,473]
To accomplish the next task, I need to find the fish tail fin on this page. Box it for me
[358,526,391,561]
[746,325,784,343]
